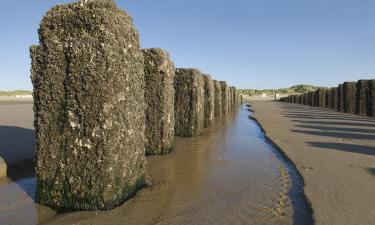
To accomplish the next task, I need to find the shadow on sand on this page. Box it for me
[367,168,375,177]
[275,102,375,156]
[0,126,36,198]
[306,142,375,156]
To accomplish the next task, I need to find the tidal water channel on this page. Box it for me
[0,104,312,225]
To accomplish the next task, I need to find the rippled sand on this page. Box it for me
[0,105,310,225]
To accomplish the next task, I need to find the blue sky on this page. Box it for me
[0,0,374,90]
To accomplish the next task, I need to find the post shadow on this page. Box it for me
[306,142,375,156]
[292,119,375,128]
[295,124,375,135]
[367,168,375,176]
[0,125,36,199]
[292,129,375,140]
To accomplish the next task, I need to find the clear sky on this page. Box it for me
[0,0,374,91]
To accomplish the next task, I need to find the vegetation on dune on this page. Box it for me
[0,90,32,96]
[1,85,320,97]
[239,84,321,96]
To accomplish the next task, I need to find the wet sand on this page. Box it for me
[251,100,375,225]
[0,102,313,225]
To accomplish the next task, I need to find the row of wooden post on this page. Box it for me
[30,0,243,211]
[280,80,375,116]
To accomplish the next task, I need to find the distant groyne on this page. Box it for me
[280,79,375,117]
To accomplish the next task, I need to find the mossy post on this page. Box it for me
[314,91,320,107]
[369,80,375,116]
[232,87,236,108]
[342,82,356,114]
[355,80,370,116]
[203,74,215,128]
[0,156,6,178]
[237,91,241,105]
[220,81,229,115]
[311,92,315,106]
[317,88,327,108]
[229,87,233,108]
[213,80,222,118]
[332,88,338,110]
[337,84,343,111]
[174,68,204,137]
[30,0,146,210]
[228,87,233,110]
[231,87,235,108]
[309,92,315,106]
[307,92,312,106]
[233,87,237,107]
[304,93,309,105]
[227,86,232,111]
[142,48,175,155]
[325,90,329,108]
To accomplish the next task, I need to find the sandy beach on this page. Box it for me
[251,99,375,225]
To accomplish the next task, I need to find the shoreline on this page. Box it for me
[251,99,375,225]
[248,113,314,224]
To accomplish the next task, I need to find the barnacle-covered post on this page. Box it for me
[369,80,375,116]
[220,81,229,115]
[356,80,370,116]
[337,84,343,111]
[213,80,222,118]
[342,82,356,114]
[174,68,205,137]
[142,48,175,155]
[31,0,146,210]
[317,88,328,108]
[203,74,215,128]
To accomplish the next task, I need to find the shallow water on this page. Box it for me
[0,105,312,225]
